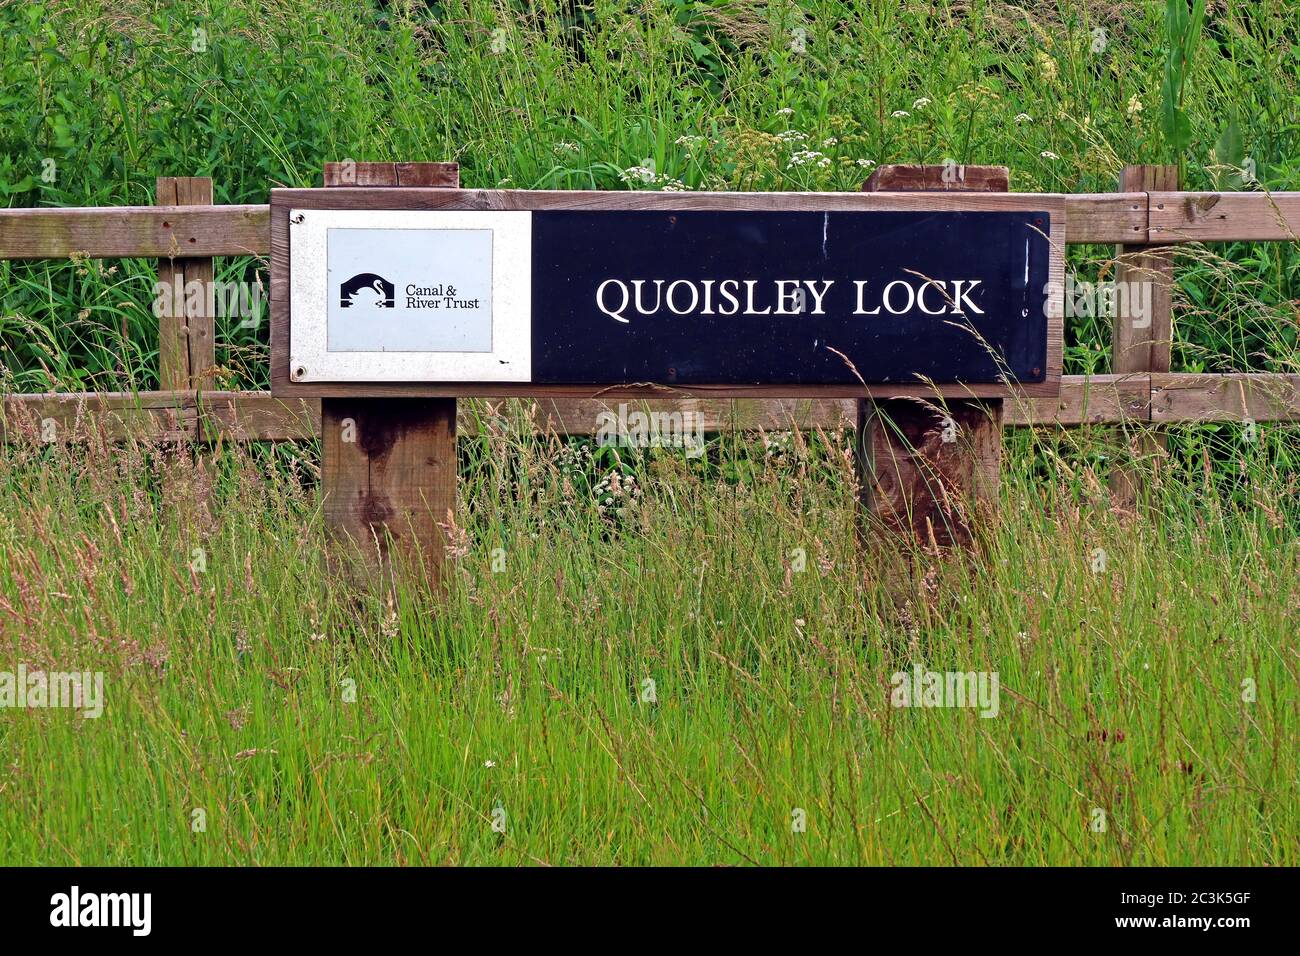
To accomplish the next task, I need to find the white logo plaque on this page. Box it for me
[289,210,531,382]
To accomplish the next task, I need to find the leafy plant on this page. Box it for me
[1160,0,1206,176]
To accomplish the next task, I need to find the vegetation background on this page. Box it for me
[0,0,1295,864]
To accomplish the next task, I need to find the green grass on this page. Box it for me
[0,0,1296,864]
[0,420,1294,865]
[0,0,1297,389]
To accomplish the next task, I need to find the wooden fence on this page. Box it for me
[1,169,1298,446]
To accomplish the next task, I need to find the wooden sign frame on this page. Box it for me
[270,189,1066,401]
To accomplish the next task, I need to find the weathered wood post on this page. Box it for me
[319,162,460,589]
[156,176,216,394]
[856,164,1010,547]
[155,177,215,522]
[1111,164,1177,507]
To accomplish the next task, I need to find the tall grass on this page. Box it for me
[0,416,1294,864]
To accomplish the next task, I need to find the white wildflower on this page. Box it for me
[619,165,657,185]
[788,149,830,169]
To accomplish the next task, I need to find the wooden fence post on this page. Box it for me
[856,164,1009,547]
[320,162,460,590]
[156,177,216,392]
[1111,164,1177,506]
[155,177,215,525]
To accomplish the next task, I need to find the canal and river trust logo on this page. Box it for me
[339,272,395,309]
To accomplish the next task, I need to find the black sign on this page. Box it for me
[530,210,1050,386]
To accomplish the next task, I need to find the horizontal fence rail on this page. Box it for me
[4,189,1294,261]
[0,204,270,259]
[4,373,1298,444]
[1,184,1298,444]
